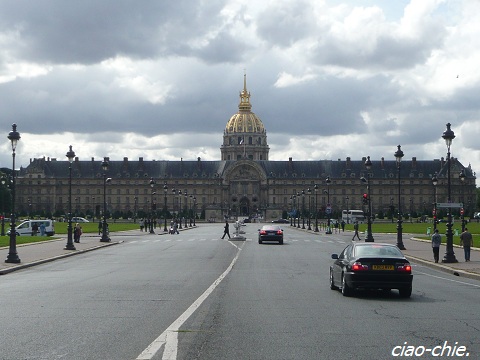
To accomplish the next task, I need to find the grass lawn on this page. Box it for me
[0,221,139,248]
[341,220,480,246]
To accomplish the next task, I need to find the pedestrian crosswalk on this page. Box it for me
[126,238,347,245]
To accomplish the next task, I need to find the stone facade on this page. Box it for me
[14,76,477,221]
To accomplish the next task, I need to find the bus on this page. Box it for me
[342,210,365,224]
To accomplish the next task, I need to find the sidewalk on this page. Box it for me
[0,229,161,275]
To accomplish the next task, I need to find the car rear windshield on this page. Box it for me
[354,245,402,257]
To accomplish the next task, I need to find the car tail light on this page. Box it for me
[397,263,412,273]
[260,230,267,235]
[351,262,368,271]
[276,230,283,235]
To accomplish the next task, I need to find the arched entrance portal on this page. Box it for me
[239,196,250,216]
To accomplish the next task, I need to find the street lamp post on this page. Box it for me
[459,169,466,232]
[292,194,296,227]
[290,195,293,226]
[178,190,183,229]
[442,123,458,263]
[5,124,21,263]
[395,145,406,250]
[163,183,168,232]
[307,188,312,230]
[432,173,438,232]
[346,196,349,224]
[184,190,188,227]
[325,177,332,234]
[189,195,193,227]
[149,178,156,234]
[314,185,319,232]
[296,192,301,228]
[134,196,138,224]
[65,145,76,250]
[361,156,374,242]
[100,157,111,242]
[193,196,196,226]
[301,190,305,229]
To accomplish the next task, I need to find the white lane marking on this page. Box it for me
[415,270,480,288]
[136,245,242,360]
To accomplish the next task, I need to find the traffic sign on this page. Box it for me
[436,202,463,208]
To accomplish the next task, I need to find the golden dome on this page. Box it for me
[225,74,266,134]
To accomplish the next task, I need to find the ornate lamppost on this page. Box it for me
[296,191,301,228]
[100,157,111,242]
[149,178,156,234]
[346,196,349,224]
[184,190,188,227]
[325,176,332,234]
[432,173,438,232]
[394,145,406,250]
[5,124,21,263]
[459,169,466,232]
[307,188,312,230]
[292,193,297,227]
[442,123,457,263]
[290,195,294,226]
[314,185,319,232]
[178,190,183,229]
[134,196,138,224]
[301,189,305,229]
[193,196,197,226]
[361,156,374,242]
[65,145,76,250]
[189,194,193,226]
[163,182,168,232]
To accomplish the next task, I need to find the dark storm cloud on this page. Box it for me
[0,0,228,64]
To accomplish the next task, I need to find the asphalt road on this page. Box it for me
[0,223,479,360]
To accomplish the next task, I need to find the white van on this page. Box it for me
[8,219,55,236]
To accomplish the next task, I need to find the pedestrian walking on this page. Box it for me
[74,223,82,243]
[98,220,102,235]
[341,220,345,232]
[352,221,361,241]
[221,220,231,239]
[139,219,144,232]
[460,227,473,262]
[431,228,441,263]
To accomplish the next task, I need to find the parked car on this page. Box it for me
[272,218,289,224]
[258,225,284,245]
[330,243,413,298]
[71,217,89,223]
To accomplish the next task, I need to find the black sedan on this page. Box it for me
[258,225,284,245]
[330,243,413,298]
[271,218,289,224]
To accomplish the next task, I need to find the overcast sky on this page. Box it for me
[0,0,479,178]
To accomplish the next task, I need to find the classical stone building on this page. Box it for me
[15,76,477,222]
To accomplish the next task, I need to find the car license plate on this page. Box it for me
[372,265,394,270]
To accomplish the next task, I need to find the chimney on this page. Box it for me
[346,157,351,169]
[381,157,385,168]
[412,157,417,169]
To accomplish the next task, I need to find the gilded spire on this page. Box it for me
[239,72,251,112]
